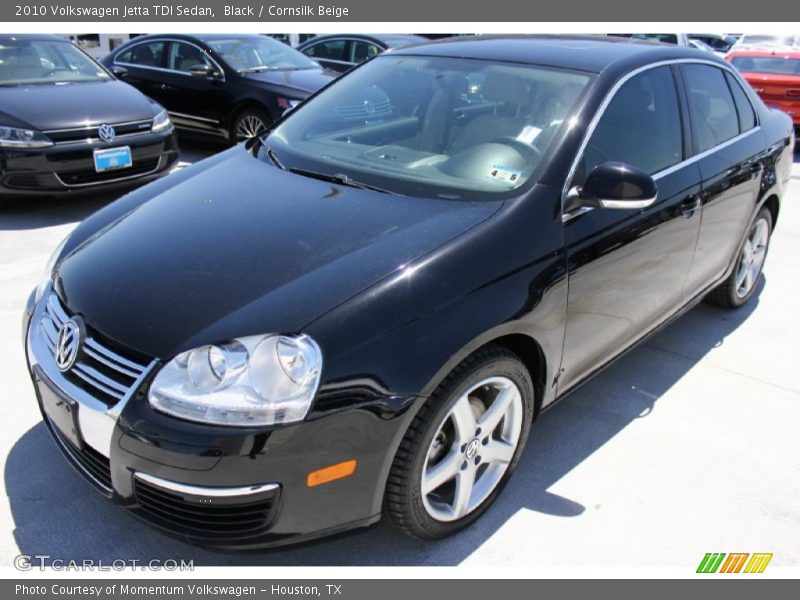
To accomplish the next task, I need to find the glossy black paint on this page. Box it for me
[0,34,178,199]
[578,162,658,206]
[296,34,428,73]
[101,34,337,141]
[27,36,794,548]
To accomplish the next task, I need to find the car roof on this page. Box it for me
[390,35,724,73]
[0,34,71,43]
[727,48,800,58]
[299,34,426,47]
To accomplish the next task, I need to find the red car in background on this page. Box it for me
[727,49,800,128]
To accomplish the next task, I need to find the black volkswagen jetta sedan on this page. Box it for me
[101,34,337,143]
[24,36,794,548]
[0,35,178,202]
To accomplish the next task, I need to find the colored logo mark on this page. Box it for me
[696,552,773,573]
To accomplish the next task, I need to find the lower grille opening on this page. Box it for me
[56,157,160,186]
[133,477,279,540]
[47,418,113,494]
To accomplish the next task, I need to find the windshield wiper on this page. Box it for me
[239,66,274,73]
[264,145,286,170]
[287,167,397,195]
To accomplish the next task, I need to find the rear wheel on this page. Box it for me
[386,346,534,539]
[706,207,772,308]
[230,108,272,143]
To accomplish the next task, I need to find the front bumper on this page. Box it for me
[23,287,413,549]
[0,129,179,199]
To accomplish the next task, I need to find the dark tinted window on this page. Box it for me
[350,41,380,64]
[725,71,757,132]
[580,66,682,181]
[730,55,800,75]
[118,41,165,67]
[683,64,740,152]
[303,40,347,62]
[167,42,211,72]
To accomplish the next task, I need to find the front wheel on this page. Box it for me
[386,346,534,539]
[706,207,773,308]
[230,108,272,143]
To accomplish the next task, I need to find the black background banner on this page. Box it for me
[2,0,800,22]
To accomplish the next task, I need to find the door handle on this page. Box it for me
[680,195,701,218]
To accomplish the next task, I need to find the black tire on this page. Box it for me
[229,107,272,144]
[386,345,534,540]
[706,207,773,309]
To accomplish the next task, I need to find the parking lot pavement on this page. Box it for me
[1,145,798,568]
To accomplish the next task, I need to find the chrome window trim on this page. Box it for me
[53,156,163,189]
[113,38,226,81]
[134,472,279,498]
[561,58,762,214]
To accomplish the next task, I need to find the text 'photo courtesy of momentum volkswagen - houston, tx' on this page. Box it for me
[22,36,794,548]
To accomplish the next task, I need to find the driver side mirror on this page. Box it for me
[564,161,658,217]
[189,63,221,79]
[110,65,128,78]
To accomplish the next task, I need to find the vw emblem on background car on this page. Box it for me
[54,319,82,372]
[98,124,116,142]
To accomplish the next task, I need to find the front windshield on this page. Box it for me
[0,39,110,86]
[266,55,591,200]
[204,36,319,72]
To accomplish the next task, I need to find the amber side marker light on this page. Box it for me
[307,460,358,487]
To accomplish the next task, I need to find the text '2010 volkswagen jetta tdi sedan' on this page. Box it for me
[23,36,794,549]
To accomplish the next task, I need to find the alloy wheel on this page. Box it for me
[735,217,769,298]
[421,376,523,522]
[235,114,267,141]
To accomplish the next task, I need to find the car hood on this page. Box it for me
[0,80,156,131]
[55,146,502,359]
[241,68,336,94]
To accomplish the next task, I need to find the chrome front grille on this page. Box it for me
[40,290,151,406]
[44,119,153,144]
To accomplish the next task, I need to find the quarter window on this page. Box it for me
[724,71,757,132]
[303,40,347,62]
[579,66,683,183]
[350,41,381,64]
[683,64,740,153]
[168,42,211,73]
[118,41,165,68]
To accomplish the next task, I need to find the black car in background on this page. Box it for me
[0,35,178,203]
[24,36,794,549]
[102,34,337,143]
[297,34,427,72]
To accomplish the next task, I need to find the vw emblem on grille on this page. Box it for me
[55,318,82,372]
[98,124,116,142]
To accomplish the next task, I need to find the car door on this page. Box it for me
[112,39,169,107]
[301,39,352,73]
[558,65,703,392]
[680,63,764,297]
[154,40,229,137]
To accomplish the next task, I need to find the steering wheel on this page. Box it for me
[491,136,543,161]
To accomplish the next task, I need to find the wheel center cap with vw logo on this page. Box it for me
[464,438,481,460]
[98,124,116,142]
[55,318,83,372]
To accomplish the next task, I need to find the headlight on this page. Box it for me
[34,234,69,303]
[151,109,172,133]
[149,334,323,427]
[0,126,52,149]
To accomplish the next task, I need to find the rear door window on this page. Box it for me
[682,64,740,152]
